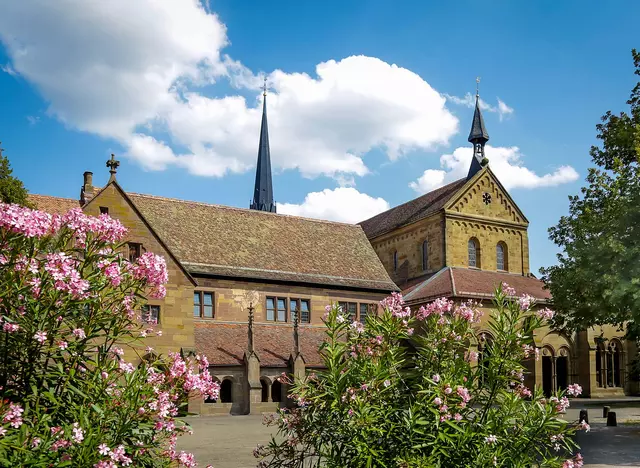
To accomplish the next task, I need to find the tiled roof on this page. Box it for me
[195,322,327,367]
[403,267,551,304]
[128,193,397,291]
[28,194,81,214]
[358,178,467,239]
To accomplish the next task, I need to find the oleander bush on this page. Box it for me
[255,285,587,468]
[0,203,218,467]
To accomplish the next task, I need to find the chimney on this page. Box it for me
[80,171,94,206]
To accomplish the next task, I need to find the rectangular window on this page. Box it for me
[99,206,109,215]
[338,302,357,322]
[193,291,214,318]
[128,242,142,262]
[359,303,369,324]
[266,297,288,322]
[290,298,311,323]
[142,305,160,325]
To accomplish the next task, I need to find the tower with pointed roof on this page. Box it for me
[250,80,276,213]
[467,79,490,179]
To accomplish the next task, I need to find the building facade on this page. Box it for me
[29,87,636,411]
[359,94,637,397]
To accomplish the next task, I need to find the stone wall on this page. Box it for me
[369,214,445,285]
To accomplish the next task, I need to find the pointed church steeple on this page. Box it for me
[467,78,489,179]
[250,79,276,213]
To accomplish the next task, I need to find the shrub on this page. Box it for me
[255,286,587,468]
[0,203,219,467]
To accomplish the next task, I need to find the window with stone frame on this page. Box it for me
[128,242,143,262]
[338,302,376,323]
[468,238,480,268]
[193,291,214,318]
[496,242,507,271]
[266,297,287,322]
[141,305,160,325]
[290,298,310,324]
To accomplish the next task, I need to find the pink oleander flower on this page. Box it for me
[111,347,124,356]
[579,421,590,432]
[0,203,61,238]
[119,361,135,374]
[72,328,86,339]
[101,371,109,379]
[72,422,84,443]
[0,427,6,437]
[501,282,516,296]
[98,443,111,455]
[454,413,462,422]
[416,297,452,320]
[380,292,410,318]
[383,379,391,388]
[518,294,533,311]
[3,402,24,428]
[432,374,441,383]
[58,341,68,350]
[434,397,442,405]
[456,386,471,403]
[484,434,497,444]
[33,331,47,344]
[536,307,555,321]
[131,252,168,298]
[102,262,122,287]
[3,323,19,333]
[350,321,364,333]
[31,437,41,448]
[566,383,582,397]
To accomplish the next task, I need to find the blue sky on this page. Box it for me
[0,0,638,274]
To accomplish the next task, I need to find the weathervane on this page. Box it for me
[476,76,481,97]
[263,76,267,97]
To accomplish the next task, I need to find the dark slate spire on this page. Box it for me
[250,79,276,213]
[467,78,489,179]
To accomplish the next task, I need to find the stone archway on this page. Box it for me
[542,346,555,397]
[556,347,571,392]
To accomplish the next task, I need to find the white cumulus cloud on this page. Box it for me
[409,146,579,194]
[445,93,514,121]
[278,187,390,224]
[0,0,459,180]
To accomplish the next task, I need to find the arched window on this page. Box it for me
[422,240,429,271]
[260,378,269,403]
[271,380,282,403]
[496,242,507,271]
[393,251,398,272]
[468,238,480,268]
[220,379,233,403]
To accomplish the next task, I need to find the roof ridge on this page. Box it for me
[29,193,79,202]
[128,192,362,228]
[359,178,465,225]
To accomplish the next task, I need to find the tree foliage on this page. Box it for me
[0,147,31,207]
[541,49,640,332]
[255,289,586,468]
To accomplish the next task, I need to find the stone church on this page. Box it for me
[29,88,635,414]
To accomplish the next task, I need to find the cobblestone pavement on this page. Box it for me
[178,403,640,468]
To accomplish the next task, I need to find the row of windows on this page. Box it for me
[338,302,375,324]
[266,297,310,323]
[468,239,508,271]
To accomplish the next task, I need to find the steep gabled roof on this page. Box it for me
[126,193,397,291]
[30,190,397,292]
[28,194,81,214]
[359,178,467,239]
[404,267,550,304]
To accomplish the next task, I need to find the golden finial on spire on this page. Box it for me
[476,76,481,97]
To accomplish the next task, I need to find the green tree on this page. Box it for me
[541,49,640,332]
[0,144,31,206]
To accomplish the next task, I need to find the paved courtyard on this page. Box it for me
[178,403,640,468]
